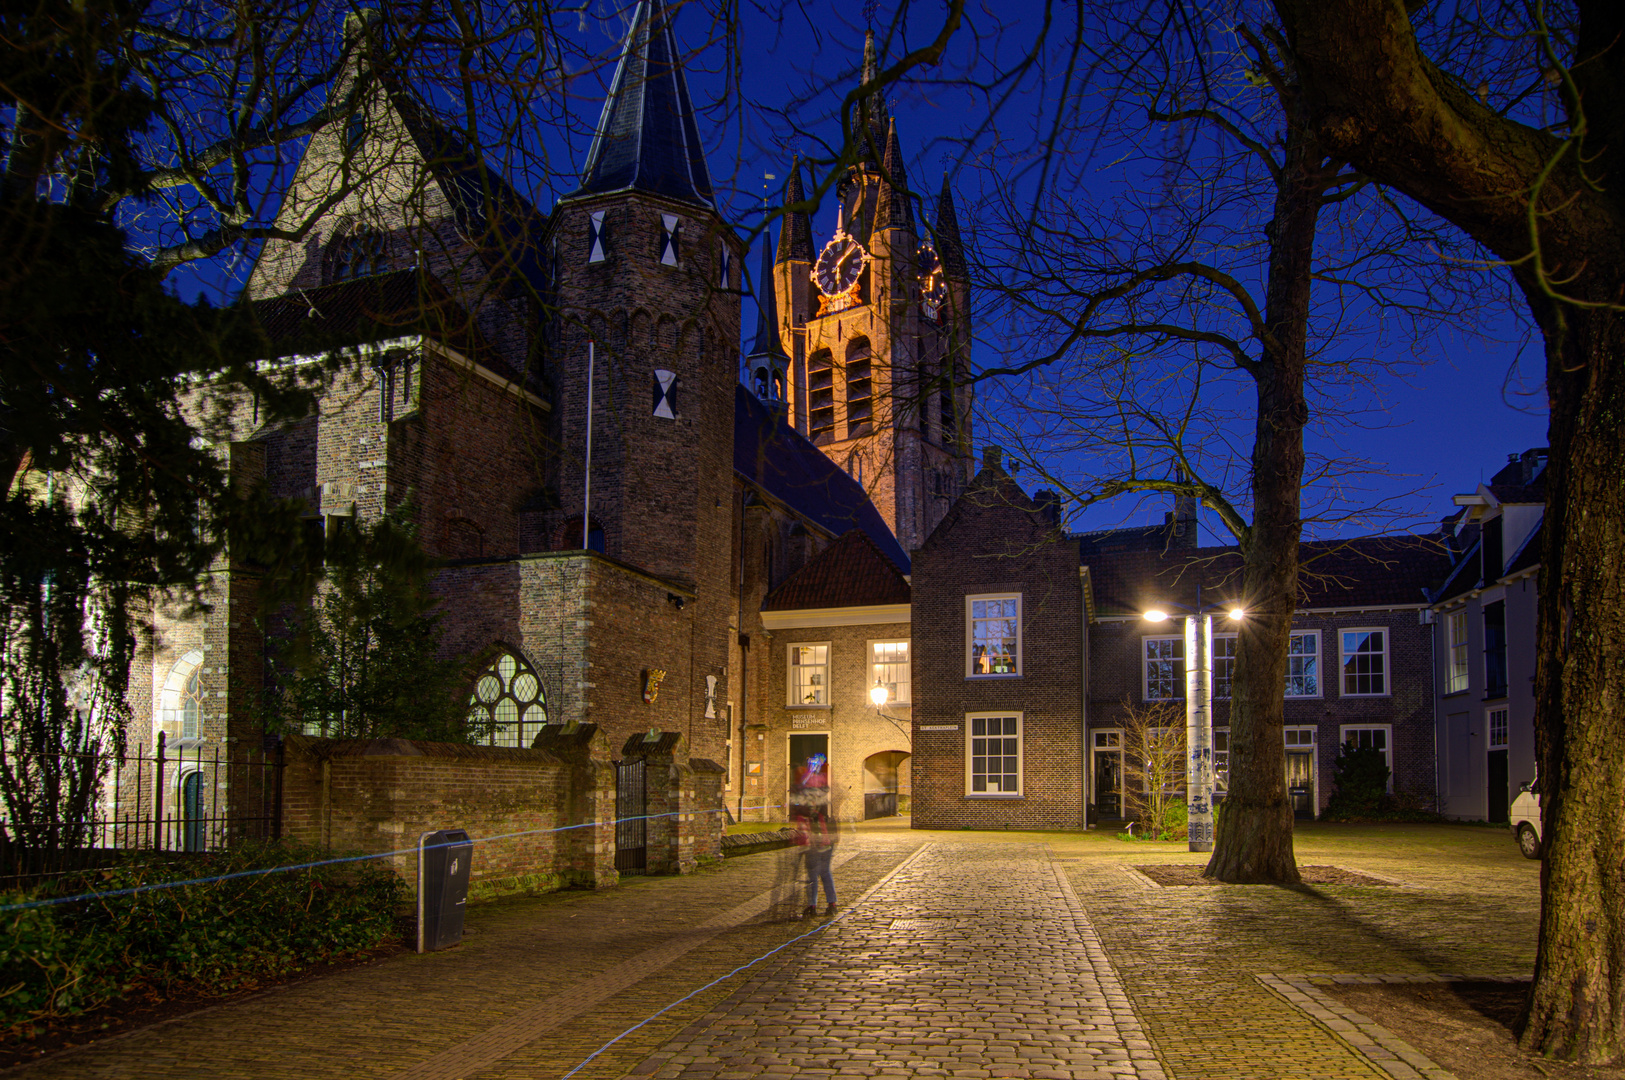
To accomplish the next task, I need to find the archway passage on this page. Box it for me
[863,750,910,819]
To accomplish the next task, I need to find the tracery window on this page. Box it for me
[182,670,203,739]
[468,650,548,747]
[326,227,389,283]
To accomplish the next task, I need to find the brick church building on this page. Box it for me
[133,1,971,825]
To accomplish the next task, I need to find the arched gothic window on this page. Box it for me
[182,670,203,739]
[325,227,389,283]
[468,650,548,747]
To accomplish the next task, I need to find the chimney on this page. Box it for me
[1034,489,1061,526]
[982,445,1003,473]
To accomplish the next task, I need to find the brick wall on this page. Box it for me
[910,454,1086,829]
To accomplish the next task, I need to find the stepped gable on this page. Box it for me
[762,529,911,611]
[248,269,504,370]
[566,0,714,208]
[734,385,910,572]
[1084,535,1453,618]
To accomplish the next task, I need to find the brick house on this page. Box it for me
[1428,448,1546,822]
[908,447,1452,828]
[132,4,973,838]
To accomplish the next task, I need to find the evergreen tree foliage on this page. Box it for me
[1323,742,1392,819]
[262,512,476,743]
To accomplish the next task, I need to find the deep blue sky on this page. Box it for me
[166,0,1550,544]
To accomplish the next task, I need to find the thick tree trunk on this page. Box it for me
[1207,116,1320,885]
[1517,308,1625,1064]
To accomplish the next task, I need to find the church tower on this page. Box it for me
[771,34,973,555]
[543,0,742,728]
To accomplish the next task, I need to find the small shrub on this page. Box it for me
[1159,797,1189,841]
[0,841,404,1038]
[1322,743,1394,819]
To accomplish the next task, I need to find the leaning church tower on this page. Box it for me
[767,34,973,555]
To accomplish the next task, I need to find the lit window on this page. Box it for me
[467,650,548,747]
[1488,707,1509,748]
[967,595,1021,676]
[1287,632,1319,698]
[1213,634,1237,699]
[1143,636,1183,700]
[788,644,830,706]
[966,713,1021,796]
[1340,629,1388,696]
[1446,609,1469,693]
[871,641,910,704]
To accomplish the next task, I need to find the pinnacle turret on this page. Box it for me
[776,158,815,264]
[935,176,967,279]
[874,118,913,230]
[746,234,789,409]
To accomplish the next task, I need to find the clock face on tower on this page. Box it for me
[814,234,867,308]
[917,241,947,319]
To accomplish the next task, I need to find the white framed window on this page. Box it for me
[1285,727,1316,749]
[870,640,910,704]
[1340,628,1388,696]
[966,713,1022,796]
[1287,632,1320,698]
[1488,707,1509,748]
[1213,633,1237,699]
[1445,609,1469,693]
[1213,727,1229,792]
[966,594,1021,677]
[1339,724,1392,790]
[788,643,831,707]
[1143,636,1184,701]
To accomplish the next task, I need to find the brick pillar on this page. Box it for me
[535,723,618,889]
[688,757,726,862]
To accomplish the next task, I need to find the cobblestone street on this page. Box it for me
[4,822,1540,1080]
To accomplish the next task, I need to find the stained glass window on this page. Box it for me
[468,651,548,747]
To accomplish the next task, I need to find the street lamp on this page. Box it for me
[871,681,890,707]
[1142,584,1242,853]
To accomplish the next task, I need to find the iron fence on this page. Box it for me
[0,732,284,887]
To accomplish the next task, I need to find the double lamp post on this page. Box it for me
[1143,584,1244,853]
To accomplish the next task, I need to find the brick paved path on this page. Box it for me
[622,842,1165,1080]
[6,824,1541,1080]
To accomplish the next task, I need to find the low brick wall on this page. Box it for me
[279,725,729,903]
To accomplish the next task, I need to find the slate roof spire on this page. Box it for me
[935,175,967,279]
[858,31,889,161]
[776,158,814,264]
[746,234,789,363]
[874,117,913,230]
[567,0,714,208]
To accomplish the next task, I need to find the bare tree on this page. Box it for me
[1120,699,1188,839]
[1264,0,1625,1062]
[966,6,1494,882]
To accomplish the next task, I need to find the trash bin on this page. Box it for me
[417,828,473,953]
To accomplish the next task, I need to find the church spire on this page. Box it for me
[874,117,913,230]
[567,0,714,208]
[745,234,789,410]
[858,31,889,161]
[935,175,967,279]
[776,158,814,263]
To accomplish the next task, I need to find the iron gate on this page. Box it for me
[614,758,647,874]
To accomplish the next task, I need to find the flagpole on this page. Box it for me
[583,340,594,550]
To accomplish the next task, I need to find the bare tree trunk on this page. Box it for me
[1207,114,1322,885]
[1518,308,1625,1063]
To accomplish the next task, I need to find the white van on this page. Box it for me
[1510,778,1541,859]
